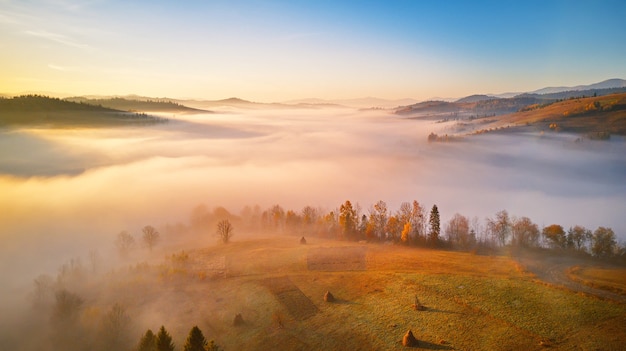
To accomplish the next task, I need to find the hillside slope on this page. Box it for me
[485,93,626,135]
[0,95,166,127]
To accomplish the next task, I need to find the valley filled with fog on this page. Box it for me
[2,107,625,280]
[1,106,626,349]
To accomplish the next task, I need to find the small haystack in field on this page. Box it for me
[233,313,244,326]
[300,236,307,244]
[324,291,335,302]
[412,295,426,311]
[402,330,419,347]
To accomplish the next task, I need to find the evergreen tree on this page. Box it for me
[156,326,175,351]
[428,205,440,246]
[137,329,157,351]
[183,326,207,351]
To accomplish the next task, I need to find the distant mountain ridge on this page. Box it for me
[398,79,626,119]
[529,78,626,95]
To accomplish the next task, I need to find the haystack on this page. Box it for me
[412,295,426,311]
[324,291,335,302]
[300,236,307,244]
[233,313,244,326]
[402,330,419,347]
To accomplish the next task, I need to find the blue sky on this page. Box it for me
[1,0,625,101]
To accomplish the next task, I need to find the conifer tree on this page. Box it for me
[183,326,207,351]
[428,205,440,246]
[156,326,175,351]
[137,329,157,351]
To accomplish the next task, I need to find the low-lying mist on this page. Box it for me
[1,106,625,349]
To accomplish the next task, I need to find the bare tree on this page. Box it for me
[142,225,160,252]
[445,213,472,249]
[486,210,510,246]
[100,303,132,350]
[216,219,234,244]
[115,231,136,258]
[511,216,540,247]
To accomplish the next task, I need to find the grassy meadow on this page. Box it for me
[99,236,626,350]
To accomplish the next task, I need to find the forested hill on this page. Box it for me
[0,95,166,127]
[0,95,118,112]
[65,97,209,113]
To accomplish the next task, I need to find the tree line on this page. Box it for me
[219,200,624,262]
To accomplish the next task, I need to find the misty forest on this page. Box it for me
[1,90,626,351]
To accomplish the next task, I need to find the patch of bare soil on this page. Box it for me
[262,276,319,320]
[307,246,367,271]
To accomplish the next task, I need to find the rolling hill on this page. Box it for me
[469,93,626,136]
[0,95,166,127]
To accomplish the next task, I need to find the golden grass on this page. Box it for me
[567,266,626,295]
[485,93,626,134]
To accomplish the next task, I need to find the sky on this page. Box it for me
[1,0,625,102]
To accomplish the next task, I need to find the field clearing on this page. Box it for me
[567,266,626,295]
[115,236,626,350]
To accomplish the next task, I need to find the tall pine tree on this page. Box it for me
[183,326,207,351]
[137,329,156,351]
[156,326,175,351]
[429,205,440,246]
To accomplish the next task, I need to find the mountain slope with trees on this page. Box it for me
[0,95,166,127]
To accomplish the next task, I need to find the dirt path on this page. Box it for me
[515,254,626,304]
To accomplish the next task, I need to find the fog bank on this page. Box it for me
[1,107,625,298]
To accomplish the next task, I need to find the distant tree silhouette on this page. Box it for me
[591,227,616,258]
[511,216,540,247]
[136,329,157,351]
[339,200,357,240]
[486,210,510,246]
[216,219,234,244]
[568,225,592,252]
[156,326,175,351]
[115,230,136,258]
[142,225,160,252]
[183,326,207,351]
[369,200,388,241]
[445,213,471,249]
[101,303,131,351]
[543,224,567,249]
[385,215,402,242]
[428,205,440,246]
[52,289,83,324]
[50,289,85,350]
